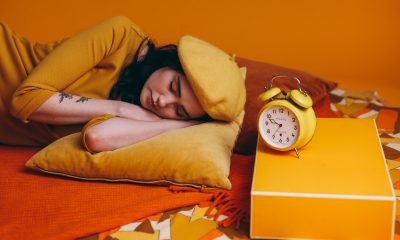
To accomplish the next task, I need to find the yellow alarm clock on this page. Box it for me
[257,75,317,158]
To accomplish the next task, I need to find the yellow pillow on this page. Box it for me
[25,111,244,189]
[178,35,246,122]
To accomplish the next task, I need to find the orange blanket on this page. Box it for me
[0,96,335,239]
[0,146,216,239]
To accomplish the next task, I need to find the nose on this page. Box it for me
[156,94,176,108]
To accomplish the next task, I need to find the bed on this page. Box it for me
[1,88,399,239]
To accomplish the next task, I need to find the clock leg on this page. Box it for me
[294,148,300,159]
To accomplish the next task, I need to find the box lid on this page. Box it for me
[252,118,394,198]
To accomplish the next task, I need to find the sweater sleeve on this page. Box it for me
[9,16,147,123]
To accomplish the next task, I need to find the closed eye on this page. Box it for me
[169,79,176,93]
[172,76,191,119]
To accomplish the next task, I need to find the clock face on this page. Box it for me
[259,105,299,149]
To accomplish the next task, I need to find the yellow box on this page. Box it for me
[251,118,396,239]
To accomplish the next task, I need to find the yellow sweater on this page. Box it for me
[0,16,148,146]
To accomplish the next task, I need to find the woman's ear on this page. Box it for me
[138,45,149,62]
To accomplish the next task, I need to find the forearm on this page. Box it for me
[28,92,122,124]
[84,117,197,152]
[29,92,160,125]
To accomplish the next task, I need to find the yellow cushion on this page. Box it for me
[178,35,246,121]
[25,111,244,190]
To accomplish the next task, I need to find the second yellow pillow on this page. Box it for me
[25,111,244,189]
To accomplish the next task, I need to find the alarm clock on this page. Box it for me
[257,75,316,158]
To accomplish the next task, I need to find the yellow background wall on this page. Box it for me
[1,0,399,105]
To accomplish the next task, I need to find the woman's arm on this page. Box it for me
[9,16,147,123]
[29,92,161,124]
[84,117,199,152]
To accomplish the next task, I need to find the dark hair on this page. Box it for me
[109,38,211,121]
[109,39,184,106]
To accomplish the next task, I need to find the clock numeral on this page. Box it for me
[279,139,282,143]
[294,125,297,130]
[292,133,295,137]
[292,117,295,122]
[273,109,276,114]
[267,114,271,118]
[267,129,270,134]
[272,135,275,139]
[287,111,290,116]
[286,137,289,142]
[265,121,268,126]
[279,108,284,113]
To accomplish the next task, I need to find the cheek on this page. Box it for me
[139,88,149,108]
[163,109,177,119]
[156,107,178,119]
[139,89,145,106]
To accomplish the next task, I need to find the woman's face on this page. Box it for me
[140,67,205,120]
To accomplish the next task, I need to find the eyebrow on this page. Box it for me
[177,76,191,119]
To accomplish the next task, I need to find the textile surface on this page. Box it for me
[1,90,399,239]
[80,89,400,240]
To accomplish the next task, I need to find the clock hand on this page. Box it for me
[273,123,283,136]
[269,119,279,125]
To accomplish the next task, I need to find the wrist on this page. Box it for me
[115,101,129,118]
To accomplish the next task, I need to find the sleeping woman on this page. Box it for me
[0,16,210,152]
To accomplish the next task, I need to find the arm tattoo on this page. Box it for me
[76,97,90,103]
[58,92,73,103]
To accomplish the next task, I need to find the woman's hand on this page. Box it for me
[158,118,201,128]
[84,117,203,152]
